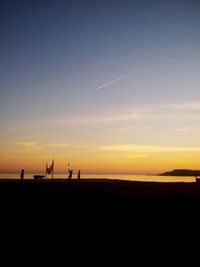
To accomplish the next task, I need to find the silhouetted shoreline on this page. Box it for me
[160,168,200,176]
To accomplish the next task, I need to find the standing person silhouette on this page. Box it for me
[77,170,80,182]
[67,169,70,179]
[20,169,24,180]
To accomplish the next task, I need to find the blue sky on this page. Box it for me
[1,0,200,173]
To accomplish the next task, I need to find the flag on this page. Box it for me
[46,160,54,175]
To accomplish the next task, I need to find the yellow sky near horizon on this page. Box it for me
[1,140,200,174]
[1,100,200,174]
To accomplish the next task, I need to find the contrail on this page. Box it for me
[96,73,131,90]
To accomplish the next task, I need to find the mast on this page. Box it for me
[52,159,54,179]
[46,162,47,179]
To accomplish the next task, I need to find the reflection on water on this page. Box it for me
[0,173,196,182]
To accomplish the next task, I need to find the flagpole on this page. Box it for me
[52,159,54,179]
[46,163,47,179]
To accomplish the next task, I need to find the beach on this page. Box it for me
[0,179,200,263]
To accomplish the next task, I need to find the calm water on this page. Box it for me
[0,173,196,182]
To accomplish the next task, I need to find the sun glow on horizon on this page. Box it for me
[1,139,200,174]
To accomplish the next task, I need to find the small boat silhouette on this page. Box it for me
[33,175,45,179]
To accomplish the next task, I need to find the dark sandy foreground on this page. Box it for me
[0,179,200,263]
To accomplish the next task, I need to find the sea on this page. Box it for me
[0,173,196,182]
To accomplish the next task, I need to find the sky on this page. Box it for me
[0,0,200,174]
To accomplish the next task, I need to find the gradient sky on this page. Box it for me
[0,0,200,174]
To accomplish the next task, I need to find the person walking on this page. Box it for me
[68,169,73,180]
[77,170,80,182]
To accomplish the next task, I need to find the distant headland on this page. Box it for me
[159,169,200,176]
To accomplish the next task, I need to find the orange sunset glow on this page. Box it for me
[1,1,200,262]
[1,140,200,174]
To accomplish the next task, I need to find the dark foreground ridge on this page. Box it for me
[0,179,200,263]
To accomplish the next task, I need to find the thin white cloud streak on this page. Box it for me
[47,143,90,148]
[96,73,131,90]
[174,126,200,135]
[29,108,149,126]
[99,144,200,153]
[8,100,200,129]
[52,100,200,125]
[161,101,200,111]
[11,141,39,148]
[126,154,150,159]
[0,140,92,150]
[48,143,71,147]
[47,112,148,125]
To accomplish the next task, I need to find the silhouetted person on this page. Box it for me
[20,169,24,180]
[67,168,70,179]
[77,170,80,182]
[68,169,73,180]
